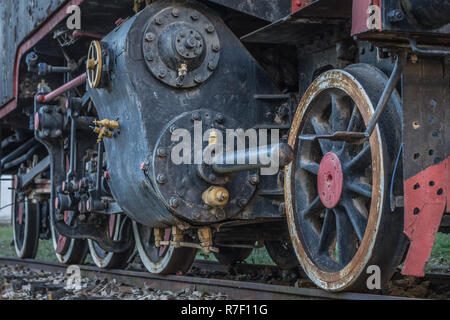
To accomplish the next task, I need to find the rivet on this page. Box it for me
[192,112,201,121]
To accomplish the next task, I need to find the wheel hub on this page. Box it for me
[317,152,343,209]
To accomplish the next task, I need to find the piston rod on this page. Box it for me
[211,143,294,174]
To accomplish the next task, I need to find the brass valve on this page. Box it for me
[202,186,229,207]
[198,227,213,253]
[92,119,119,143]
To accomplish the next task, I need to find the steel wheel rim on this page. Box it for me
[50,211,76,264]
[132,221,175,274]
[88,215,121,268]
[13,197,28,256]
[285,70,385,291]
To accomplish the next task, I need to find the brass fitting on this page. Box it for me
[177,63,188,80]
[93,127,113,143]
[208,130,218,146]
[94,119,120,130]
[198,227,213,253]
[202,186,229,207]
[172,226,183,247]
[87,58,97,70]
[154,228,163,247]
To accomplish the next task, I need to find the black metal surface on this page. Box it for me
[402,58,450,179]
[203,0,291,23]
[241,0,352,45]
[400,0,450,30]
[88,0,283,227]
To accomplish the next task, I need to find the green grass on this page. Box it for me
[0,226,57,262]
[1,226,448,271]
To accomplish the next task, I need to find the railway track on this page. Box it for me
[2,256,443,300]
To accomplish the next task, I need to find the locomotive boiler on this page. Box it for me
[1,0,449,292]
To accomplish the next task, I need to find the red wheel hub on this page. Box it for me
[317,152,344,209]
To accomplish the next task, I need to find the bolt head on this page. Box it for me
[205,24,215,33]
[192,112,201,121]
[250,175,259,185]
[169,197,179,208]
[215,113,224,124]
[238,199,248,208]
[145,32,155,42]
[172,8,180,17]
[157,147,168,158]
[157,173,167,184]
[212,43,220,52]
[191,12,199,20]
[194,76,203,84]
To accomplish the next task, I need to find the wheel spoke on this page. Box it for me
[334,207,356,266]
[299,159,319,175]
[318,209,336,254]
[311,115,333,154]
[345,180,372,198]
[341,197,368,242]
[330,93,351,133]
[301,196,324,218]
[345,144,371,171]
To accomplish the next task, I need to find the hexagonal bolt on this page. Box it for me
[158,68,167,78]
[155,17,164,25]
[156,173,167,184]
[157,147,168,158]
[205,24,215,33]
[191,12,199,21]
[194,75,203,84]
[212,43,221,52]
[207,62,217,71]
[169,197,180,209]
[238,199,248,208]
[145,32,155,42]
[172,8,180,17]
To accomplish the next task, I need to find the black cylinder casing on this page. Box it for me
[88,0,281,227]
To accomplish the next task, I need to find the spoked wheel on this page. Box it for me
[50,209,88,264]
[265,240,299,270]
[13,192,40,259]
[88,215,135,269]
[285,65,407,292]
[133,222,197,274]
[214,242,254,266]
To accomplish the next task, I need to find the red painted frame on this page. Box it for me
[0,0,85,119]
[292,0,313,13]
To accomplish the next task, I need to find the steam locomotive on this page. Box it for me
[1,0,449,292]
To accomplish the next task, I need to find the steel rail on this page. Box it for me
[0,257,415,300]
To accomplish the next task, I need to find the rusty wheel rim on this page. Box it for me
[285,70,384,291]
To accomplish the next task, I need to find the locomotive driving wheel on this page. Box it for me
[12,191,40,259]
[133,222,197,274]
[88,215,135,269]
[285,65,407,292]
[50,209,88,265]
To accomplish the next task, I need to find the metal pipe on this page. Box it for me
[36,73,87,103]
[3,144,41,170]
[365,53,406,137]
[0,138,36,167]
[212,143,293,174]
[409,39,450,57]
